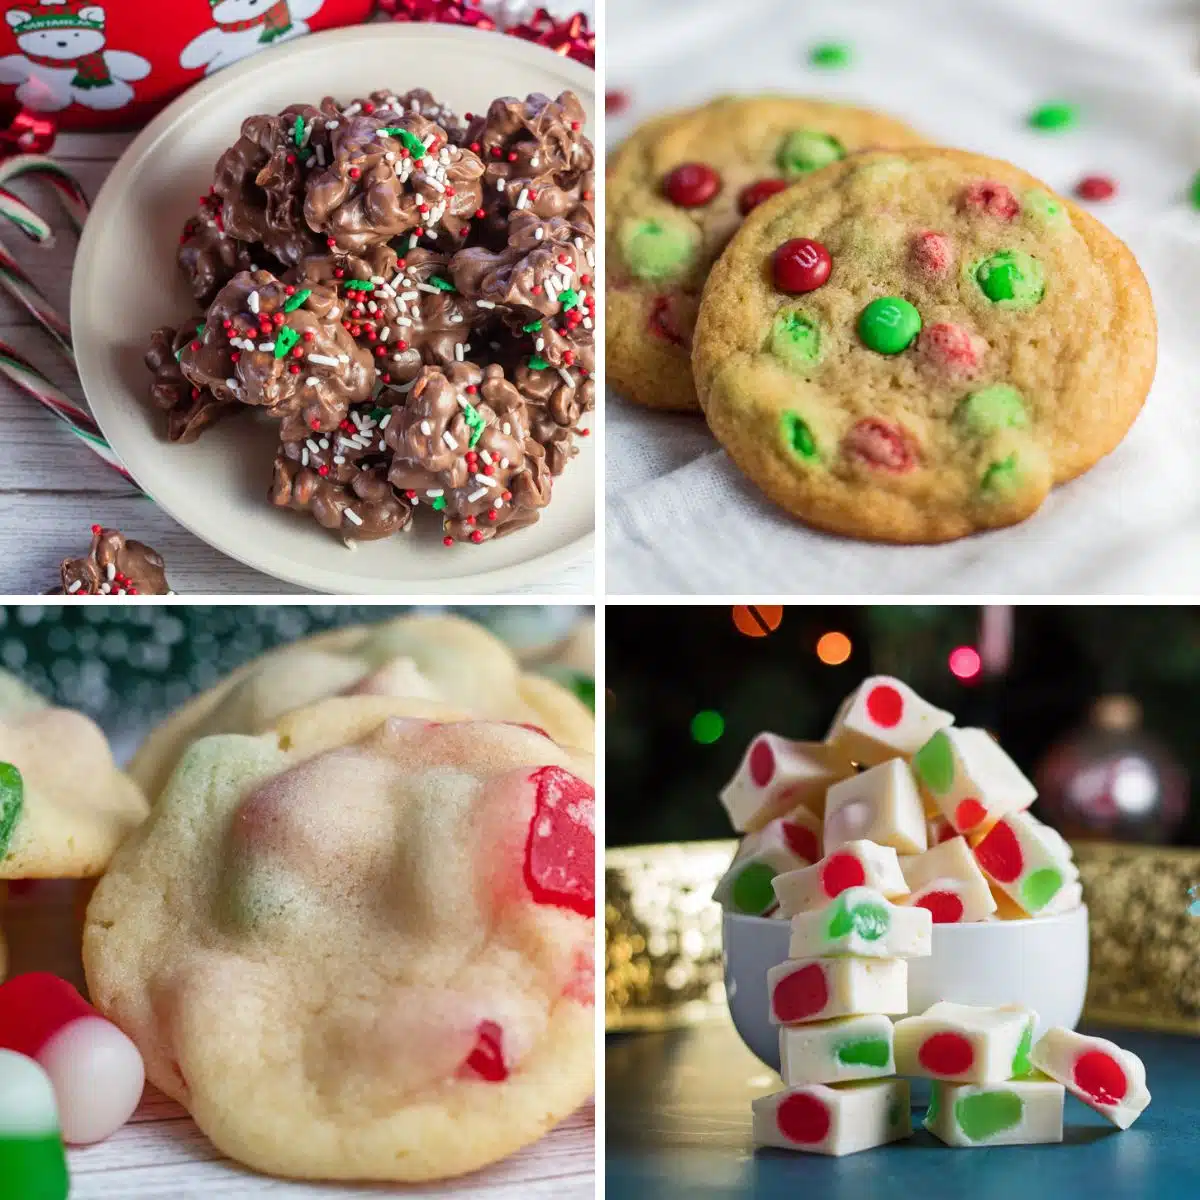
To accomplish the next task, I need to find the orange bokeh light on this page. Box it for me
[732,605,784,637]
[816,631,852,665]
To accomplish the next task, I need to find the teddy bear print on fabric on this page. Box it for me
[180,0,325,76]
[0,2,150,112]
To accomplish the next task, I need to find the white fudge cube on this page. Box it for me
[823,760,928,856]
[768,957,908,1025]
[779,1014,896,1085]
[1029,1028,1150,1129]
[720,734,851,832]
[898,837,996,923]
[825,677,953,766]
[894,1002,1036,1083]
[971,810,1078,915]
[752,1079,911,1156]
[713,811,823,915]
[924,1074,1065,1146]
[788,886,932,960]
[773,840,909,917]
[911,727,1036,836]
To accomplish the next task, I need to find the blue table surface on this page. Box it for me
[606,1017,1200,1200]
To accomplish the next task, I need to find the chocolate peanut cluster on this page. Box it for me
[146,87,594,548]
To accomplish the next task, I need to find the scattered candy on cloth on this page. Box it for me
[83,700,595,1182]
[606,0,1200,594]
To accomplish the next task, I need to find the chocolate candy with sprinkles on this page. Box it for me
[53,527,172,596]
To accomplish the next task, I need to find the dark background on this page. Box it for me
[606,604,1200,848]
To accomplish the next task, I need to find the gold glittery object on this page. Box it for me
[606,839,1200,1034]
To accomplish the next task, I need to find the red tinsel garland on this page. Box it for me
[0,108,57,159]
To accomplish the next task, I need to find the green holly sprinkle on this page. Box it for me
[431,496,447,511]
[810,42,852,69]
[429,276,456,292]
[980,453,1021,494]
[924,1082,942,1129]
[777,129,845,178]
[461,402,487,449]
[956,384,1028,435]
[769,309,821,370]
[343,279,375,293]
[836,1036,891,1068]
[827,894,890,941]
[283,288,312,312]
[858,296,922,354]
[558,287,581,310]
[1023,189,1069,228]
[274,326,299,358]
[954,1090,1025,1141]
[385,128,427,159]
[522,319,544,333]
[292,114,305,147]
[731,862,777,914]
[619,216,698,281]
[1011,1023,1034,1078]
[974,250,1045,307]
[0,761,23,857]
[913,731,955,795]
[1029,102,1077,132]
[1021,866,1063,910]
[781,411,819,462]
[528,354,549,371]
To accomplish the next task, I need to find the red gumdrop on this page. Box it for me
[954,798,988,832]
[843,419,918,474]
[738,178,789,215]
[915,889,965,923]
[773,962,829,1022]
[917,322,986,379]
[647,294,687,346]
[960,180,1020,221]
[918,1031,975,1075]
[776,1092,832,1144]
[865,683,904,728]
[909,230,953,277]
[772,238,832,294]
[1073,1050,1128,1105]
[782,820,819,863]
[821,851,867,897]
[664,162,721,207]
[973,819,1023,884]
[523,766,595,917]
[749,738,776,787]
[461,1020,508,1082]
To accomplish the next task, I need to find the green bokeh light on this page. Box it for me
[691,710,725,744]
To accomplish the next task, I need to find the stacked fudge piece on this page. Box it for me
[713,675,1151,1156]
[145,88,594,548]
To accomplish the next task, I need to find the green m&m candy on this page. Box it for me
[769,309,821,370]
[777,130,845,178]
[781,411,819,462]
[1028,102,1077,132]
[619,215,698,281]
[1023,190,1069,229]
[980,453,1022,495]
[956,384,1028,435]
[0,1050,69,1200]
[974,251,1044,307]
[857,296,922,354]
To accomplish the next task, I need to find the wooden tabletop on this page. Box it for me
[606,1015,1200,1200]
[0,131,591,596]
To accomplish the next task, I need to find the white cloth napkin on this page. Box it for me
[605,0,1200,595]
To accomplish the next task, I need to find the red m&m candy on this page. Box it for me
[738,178,789,215]
[1076,175,1116,202]
[772,238,832,293]
[664,163,721,207]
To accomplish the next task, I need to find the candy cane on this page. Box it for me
[0,154,89,240]
[0,244,73,361]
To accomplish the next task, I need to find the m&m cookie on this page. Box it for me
[606,97,926,411]
[692,148,1156,541]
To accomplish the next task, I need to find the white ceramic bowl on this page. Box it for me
[723,905,1089,1073]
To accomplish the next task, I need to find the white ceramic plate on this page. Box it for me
[72,24,595,595]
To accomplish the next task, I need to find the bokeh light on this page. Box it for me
[816,631,852,665]
[949,645,982,681]
[731,605,784,637]
[691,710,725,743]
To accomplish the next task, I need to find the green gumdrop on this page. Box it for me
[1021,866,1063,910]
[1011,1023,1034,1078]
[769,309,821,369]
[619,216,697,281]
[954,1090,1025,1141]
[777,129,845,178]
[980,453,1021,495]
[974,251,1045,307]
[913,731,955,795]
[731,862,777,914]
[1024,189,1070,228]
[957,384,1028,435]
[0,761,24,858]
[781,411,819,463]
[924,1081,942,1129]
[827,894,890,941]
[0,1133,70,1200]
[837,1036,891,1068]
